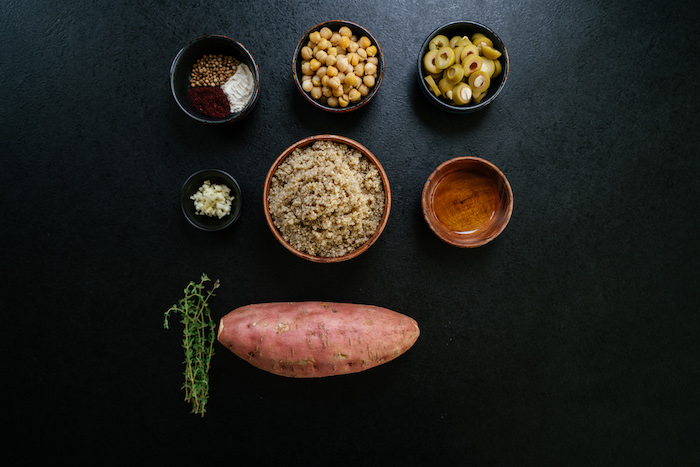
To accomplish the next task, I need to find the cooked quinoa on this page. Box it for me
[268,140,386,257]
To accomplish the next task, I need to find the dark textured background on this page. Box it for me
[2,0,698,464]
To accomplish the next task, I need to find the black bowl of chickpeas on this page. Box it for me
[293,21,384,112]
[418,21,509,113]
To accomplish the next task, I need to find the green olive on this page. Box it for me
[452,82,472,105]
[434,46,455,70]
[449,35,462,48]
[445,63,464,84]
[424,75,441,96]
[438,76,454,94]
[480,57,496,77]
[481,44,502,60]
[492,59,502,78]
[462,54,483,76]
[468,70,490,93]
[470,33,493,48]
[429,34,449,51]
[472,90,485,104]
[460,44,479,61]
[423,49,439,74]
[456,36,472,47]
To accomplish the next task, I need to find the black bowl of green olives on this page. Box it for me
[418,21,508,113]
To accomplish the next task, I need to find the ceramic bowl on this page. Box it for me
[422,156,513,247]
[170,34,260,124]
[417,21,509,113]
[292,21,384,112]
[263,135,391,262]
[181,169,242,231]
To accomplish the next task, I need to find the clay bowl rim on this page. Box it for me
[417,20,509,114]
[292,20,385,113]
[170,34,261,125]
[263,134,391,263]
[421,156,513,247]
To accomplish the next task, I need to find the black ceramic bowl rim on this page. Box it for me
[417,21,509,114]
[292,20,384,113]
[181,169,242,231]
[170,34,261,124]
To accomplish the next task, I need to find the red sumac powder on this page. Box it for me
[188,86,230,119]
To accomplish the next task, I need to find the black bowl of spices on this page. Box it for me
[170,35,260,124]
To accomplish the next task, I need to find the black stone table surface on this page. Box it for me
[2,0,698,464]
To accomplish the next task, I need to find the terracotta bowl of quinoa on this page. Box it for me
[263,135,391,263]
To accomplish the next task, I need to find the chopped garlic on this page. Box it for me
[190,180,234,219]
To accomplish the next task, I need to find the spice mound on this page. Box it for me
[191,180,234,219]
[268,141,385,257]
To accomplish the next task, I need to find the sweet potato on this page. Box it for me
[217,301,420,378]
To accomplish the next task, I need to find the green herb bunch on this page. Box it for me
[164,273,219,417]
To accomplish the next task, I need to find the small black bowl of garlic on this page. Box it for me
[181,169,242,231]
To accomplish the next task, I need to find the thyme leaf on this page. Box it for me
[164,273,219,417]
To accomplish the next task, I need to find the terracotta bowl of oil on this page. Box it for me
[422,156,513,247]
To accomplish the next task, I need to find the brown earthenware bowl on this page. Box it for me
[422,156,513,247]
[292,21,384,112]
[263,135,391,262]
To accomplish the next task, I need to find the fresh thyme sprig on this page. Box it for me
[164,273,219,417]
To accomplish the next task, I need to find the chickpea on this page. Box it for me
[349,52,360,67]
[330,32,341,45]
[357,48,367,60]
[338,36,350,50]
[325,55,337,67]
[327,46,338,57]
[348,88,362,102]
[366,45,377,57]
[321,75,329,87]
[368,56,379,66]
[327,96,339,107]
[301,74,312,82]
[358,84,369,96]
[302,79,313,92]
[315,50,328,63]
[309,58,321,72]
[322,86,333,97]
[342,83,353,94]
[347,41,359,53]
[320,27,332,39]
[317,38,330,50]
[359,36,372,49]
[336,56,349,73]
[364,62,376,76]
[332,86,344,97]
[316,66,327,78]
[327,76,341,89]
[301,46,313,60]
[363,74,375,87]
[326,65,338,77]
[309,31,321,43]
[311,75,321,87]
[310,86,322,100]
[336,72,346,83]
[338,94,349,107]
[344,72,357,87]
[339,26,352,37]
[355,62,365,77]
[301,61,313,75]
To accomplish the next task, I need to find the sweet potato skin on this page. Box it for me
[217,301,420,378]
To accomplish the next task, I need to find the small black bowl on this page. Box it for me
[170,35,260,124]
[417,21,509,113]
[292,20,384,112]
[181,169,242,231]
